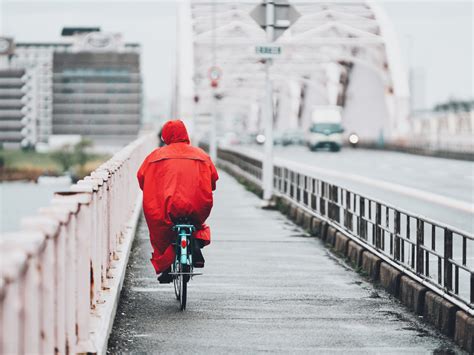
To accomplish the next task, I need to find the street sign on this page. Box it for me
[208,66,222,81]
[250,0,301,41]
[255,44,282,58]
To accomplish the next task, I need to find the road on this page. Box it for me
[108,171,462,353]
[247,145,474,233]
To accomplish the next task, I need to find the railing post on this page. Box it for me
[444,228,453,291]
[51,196,79,353]
[375,203,381,249]
[0,251,26,355]
[320,182,326,216]
[92,170,110,287]
[394,210,401,261]
[359,197,366,240]
[332,185,340,223]
[416,219,424,274]
[21,217,60,355]
[471,272,474,305]
[70,191,94,353]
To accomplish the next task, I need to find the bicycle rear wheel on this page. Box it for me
[179,264,190,310]
[172,262,180,300]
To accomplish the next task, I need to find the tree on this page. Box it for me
[51,145,75,172]
[74,138,93,170]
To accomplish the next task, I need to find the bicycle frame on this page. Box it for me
[172,224,196,266]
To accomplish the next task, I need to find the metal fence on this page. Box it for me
[0,134,156,354]
[218,147,473,314]
[357,140,474,162]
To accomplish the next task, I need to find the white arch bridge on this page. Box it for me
[176,0,410,142]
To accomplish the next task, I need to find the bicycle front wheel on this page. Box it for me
[179,264,189,311]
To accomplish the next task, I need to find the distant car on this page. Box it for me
[307,122,344,152]
[273,131,285,145]
[281,130,304,146]
[306,106,344,152]
[273,130,304,146]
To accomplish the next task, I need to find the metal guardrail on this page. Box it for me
[218,147,474,313]
[357,140,474,162]
[0,134,157,354]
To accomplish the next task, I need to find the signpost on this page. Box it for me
[209,0,218,162]
[255,44,282,58]
[250,0,300,204]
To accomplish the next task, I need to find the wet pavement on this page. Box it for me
[108,171,463,354]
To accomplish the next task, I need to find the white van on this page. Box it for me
[306,106,344,152]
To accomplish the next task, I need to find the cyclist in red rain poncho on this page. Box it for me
[137,120,218,283]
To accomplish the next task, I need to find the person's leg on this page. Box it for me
[194,224,211,246]
[157,265,173,283]
[192,224,210,268]
[149,226,175,277]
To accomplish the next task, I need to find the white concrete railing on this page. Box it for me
[0,133,157,354]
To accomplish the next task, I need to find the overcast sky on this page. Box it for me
[1,0,472,114]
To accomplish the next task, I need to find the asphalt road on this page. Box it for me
[247,145,474,233]
[108,172,462,354]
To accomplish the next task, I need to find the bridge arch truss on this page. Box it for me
[178,0,410,142]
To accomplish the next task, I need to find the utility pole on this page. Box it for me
[210,0,218,161]
[262,0,274,203]
[250,0,300,205]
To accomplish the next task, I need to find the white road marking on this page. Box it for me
[276,157,474,215]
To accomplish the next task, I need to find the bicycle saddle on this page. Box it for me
[172,216,194,226]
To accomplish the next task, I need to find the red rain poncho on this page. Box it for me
[137,120,218,273]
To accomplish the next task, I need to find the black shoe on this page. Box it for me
[193,242,205,268]
[158,267,173,283]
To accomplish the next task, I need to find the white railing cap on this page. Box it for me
[0,250,28,280]
[70,183,94,196]
[0,231,46,257]
[80,178,100,191]
[106,161,122,172]
[52,193,81,213]
[84,175,104,187]
[38,205,71,224]
[91,170,109,182]
[100,163,115,173]
[21,216,60,238]
[59,191,92,205]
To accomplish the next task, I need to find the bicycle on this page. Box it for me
[169,219,202,310]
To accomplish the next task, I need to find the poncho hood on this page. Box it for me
[161,120,190,145]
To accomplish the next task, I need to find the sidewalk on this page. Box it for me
[108,171,460,353]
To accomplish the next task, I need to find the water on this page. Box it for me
[0,181,71,233]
